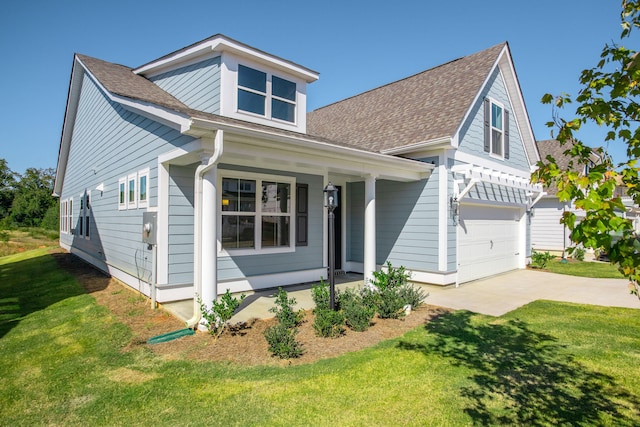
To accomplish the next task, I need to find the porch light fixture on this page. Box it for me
[323,182,338,310]
[450,196,460,225]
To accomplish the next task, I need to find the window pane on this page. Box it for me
[262,216,290,247]
[238,89,265,115]
[119,183,125,204]
[492,129,503,156]
[262,182,290,213]
[129,179,135,202]
[139,176,147,201]
[272,99,295,122]
[272,76,296,101]
[86,194,90,210]
[491,103,503,131]
[85,216,90,238]
[222,215,255,249]
[238,65,266,92]
[222,178,256,212]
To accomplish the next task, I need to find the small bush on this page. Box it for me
[571,247,586,261]
[376,287,406,319]
[341,288,375,332]
[264,323,303,359]
[313,308,345,338]
[531,250,554,269]
[311,279,330,311]
[398,283,428,310]
[199,289,246,338]
[370,261,410,291]
[269,287,304,328]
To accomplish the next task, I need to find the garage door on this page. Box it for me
[458,204,523,283]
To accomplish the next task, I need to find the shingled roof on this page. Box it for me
[77,54,191,114]
[306,43,506,153]
[536,139,603,195]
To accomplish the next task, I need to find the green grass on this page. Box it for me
[1,250,639,425]
[543,258,625,278]
[0,227,59,257]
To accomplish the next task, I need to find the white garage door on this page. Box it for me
[458,204,523,283]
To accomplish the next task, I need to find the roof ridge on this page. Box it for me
[311,42,506,113]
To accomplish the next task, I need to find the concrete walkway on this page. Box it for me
[163,269,640,324]
[424,269,640,316]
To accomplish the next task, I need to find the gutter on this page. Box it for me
[186,130,224,329]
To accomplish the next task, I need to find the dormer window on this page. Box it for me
[237,65,296,123]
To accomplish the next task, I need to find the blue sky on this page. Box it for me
[0,0,633,174]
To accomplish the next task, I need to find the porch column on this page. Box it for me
[200,166,218,307]
[364,174,376,286]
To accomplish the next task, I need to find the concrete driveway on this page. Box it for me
[425,269,640,316]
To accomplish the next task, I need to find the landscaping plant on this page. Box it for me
[312,308,345,338]
[264,288,304,358]
[531,250,555,269]
[340,287,375,332]
[198,289,246,338]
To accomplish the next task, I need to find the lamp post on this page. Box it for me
[324,182,338,310]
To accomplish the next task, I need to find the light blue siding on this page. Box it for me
[59,72,194,282]
[457,67,530,171]
[347,160,441,272]
[150,57,221,114]
[216,165,324,281]
[447,158,457,271]
[167,164,196,285]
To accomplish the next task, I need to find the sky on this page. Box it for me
[0,0,635,174]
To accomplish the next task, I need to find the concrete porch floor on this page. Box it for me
[162,272,366,324]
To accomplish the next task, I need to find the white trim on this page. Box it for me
[218,268,327,295]
[218,170,296,255]
[138,168,150,208]
[118,177,127,210]
[410,269,457,286]
[438,151,449,271]
[156,162,169,286]
[133,34,319,83]
[451,163,543,194]
[453,151,533,179]
[381,137,453,155]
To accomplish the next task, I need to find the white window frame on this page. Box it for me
[60,199,68,234]
[127,173,138,209]
[219,170,296,256]
[237,64,297,125]
[67,197,73,234]
[138,168,149,209]
[118,177,127,210]
[489,98,505,159]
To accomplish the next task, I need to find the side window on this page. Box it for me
[138,169,149,208]
[483,98,510,159]
[118,177,126,210]
[84,192,90,239]
[127,173,137,209]
[78,194,84,236]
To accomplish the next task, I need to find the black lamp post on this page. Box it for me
[324,182,339,310]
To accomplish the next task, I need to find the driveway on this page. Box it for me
[424,269,640,316]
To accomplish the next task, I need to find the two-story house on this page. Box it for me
[54,34,542,325]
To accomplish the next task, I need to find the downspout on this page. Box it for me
[186,130,224,329]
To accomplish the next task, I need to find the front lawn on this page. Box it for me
[543,257,625,279]
[1,249,639,425]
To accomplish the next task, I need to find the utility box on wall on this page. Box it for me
[142,212,157,245]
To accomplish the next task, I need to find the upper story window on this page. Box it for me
[483,97,510,160]
[237,65,296,123]
[490,102,504,157]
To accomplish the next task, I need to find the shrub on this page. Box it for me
[312,308,345,338]
[340,288,375,332]
[370,261,410,291]
[571,247,586,261]
[264,323,303,359]
[398,283,428,309]
[311,279,330,311]
[531,250,554,269]
[199,289,246,338]
[376,286,406,319]
[269,287,304,328]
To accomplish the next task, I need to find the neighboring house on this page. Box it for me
[54,34,542,316]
